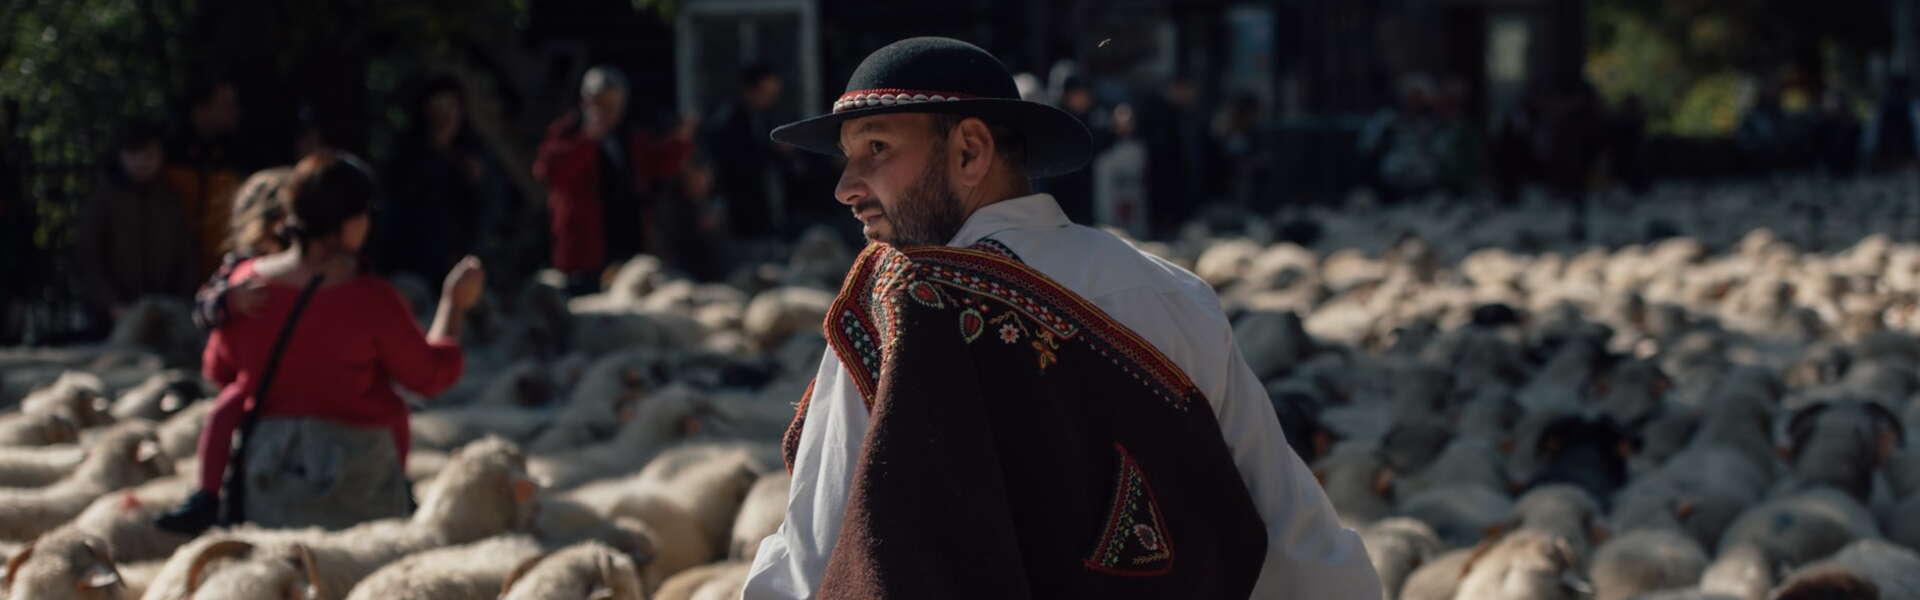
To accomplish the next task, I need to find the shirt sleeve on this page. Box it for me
[367,281,464,398]
[1099,286,1381,599]
[743,352,867,599]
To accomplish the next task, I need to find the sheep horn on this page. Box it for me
[3,540,36,591]
[498,552,552,598]
[1781,402,1833,460]
[186,540,256,593]
[291,543,327,600]
[78,538,124,590]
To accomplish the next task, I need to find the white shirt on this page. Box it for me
[741,194,1380,599]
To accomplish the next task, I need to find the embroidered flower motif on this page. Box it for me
[1134,524,1161,551]
[960,309,985,343]
[999,323,1021,344]
[907,281,944,308]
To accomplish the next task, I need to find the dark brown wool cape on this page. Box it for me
[781,240,1267,598]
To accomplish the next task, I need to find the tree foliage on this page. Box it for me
[1587,0,1889,135]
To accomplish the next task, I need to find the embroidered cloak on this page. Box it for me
[781,240,1267,599]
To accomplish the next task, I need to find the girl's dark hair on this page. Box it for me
[281,151,375,244]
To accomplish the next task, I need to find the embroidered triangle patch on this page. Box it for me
[1084,443,1174,576]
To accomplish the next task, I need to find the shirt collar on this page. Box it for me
[946,194,1071,247]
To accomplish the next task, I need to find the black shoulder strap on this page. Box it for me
[221,273,324,525]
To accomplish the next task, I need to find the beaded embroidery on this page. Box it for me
[1083,443,1174,576]
[820,240,1201,412]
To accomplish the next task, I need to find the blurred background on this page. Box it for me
[0,0,1914,342]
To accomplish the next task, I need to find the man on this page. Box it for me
[742,37,1379,599]
[77,120,197,322]
[534,65,691,294]
[165,77,244,280]
[703,63,786,239]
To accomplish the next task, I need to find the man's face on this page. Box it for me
[835,113,968,247]
[119,142,163,183]
[747,76,783,111]
[195,84,240,136]
[584,89,628,129]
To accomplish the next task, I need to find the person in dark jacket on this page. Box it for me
[378,75,498,288]
[703,63,787,240]
[76,120,198,322]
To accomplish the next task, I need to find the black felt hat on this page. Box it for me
[770,37,1093,178]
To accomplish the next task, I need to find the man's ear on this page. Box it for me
[952,116,996,187]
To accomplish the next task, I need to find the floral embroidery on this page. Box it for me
[959,309,985,343]
[821,239,1202,412]
[1084,443,1174,576]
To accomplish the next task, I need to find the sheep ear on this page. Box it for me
[1310,430,1334,460]
[1559,571,1595,595]
[499,553,551,598]
[1589,521,1611,545]
[159,392,184,414]
[187,540,255,593]
[1312,468,1327,486]
[679,415,703,436]
[1371,467,1396,497]
[1674,498,1696,520]
[510,476,540,506]
[4,540,36,589]
[134,438,162,464]
[77,563,120,590]
[1782,403,1832,460]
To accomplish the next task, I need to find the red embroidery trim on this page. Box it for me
[821,242,1205,412]
[1083,443,1176,577]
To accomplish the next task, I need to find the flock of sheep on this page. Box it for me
[6,173,1920,599]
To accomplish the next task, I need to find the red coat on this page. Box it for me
[532,114,692,274]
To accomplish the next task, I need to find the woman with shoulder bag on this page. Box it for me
[156,151,484,533]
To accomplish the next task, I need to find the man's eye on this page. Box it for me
[869,141,887,155]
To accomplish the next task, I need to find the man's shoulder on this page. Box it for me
[994,225,1220,311]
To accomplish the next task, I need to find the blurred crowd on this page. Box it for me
[63,57,1920,340]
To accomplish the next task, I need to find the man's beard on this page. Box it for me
[873,144,967,248]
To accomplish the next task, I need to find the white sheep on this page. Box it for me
[0,425,170,542]
[0,410,81,448]
[1395,546,1474,600]
[1395,483,1514,549]
[341,535,545,600]
[58,476,195,564]
[740,286,832,351]
[1452,528,1592,600]
[0,530,126,600]
[498,541,643,600]
[1716,487,1881,570]
[109,371,203,423]
[729,471,790,561]
[0,442,87,488]
[527,386,701,488]
[652,561,751,600]
[1588,528,1710,600]
[18,371,113,429]
[526,350,665,453]
[1773,538,1920,599]
[1358,517,1442,599]
[139,437,538,600]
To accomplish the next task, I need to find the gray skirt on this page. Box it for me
[241,417,411,530]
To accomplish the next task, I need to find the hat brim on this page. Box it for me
[770,98,1093,178]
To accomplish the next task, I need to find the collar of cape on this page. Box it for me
[821,239,1204,413]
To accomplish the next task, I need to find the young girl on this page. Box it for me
[191,167,291,330]
[157,152,483,533]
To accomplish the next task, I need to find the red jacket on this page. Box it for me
[532,113,692,274]
[202,260,463,435]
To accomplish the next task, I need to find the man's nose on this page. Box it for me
[835,168,867,207]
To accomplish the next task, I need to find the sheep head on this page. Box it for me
[1780,400,1903,502]
[1526,416,1638,504]
[416,437,541,541]
[184,540,326,600]
[2,534,122,599]
[76,427,170,490]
